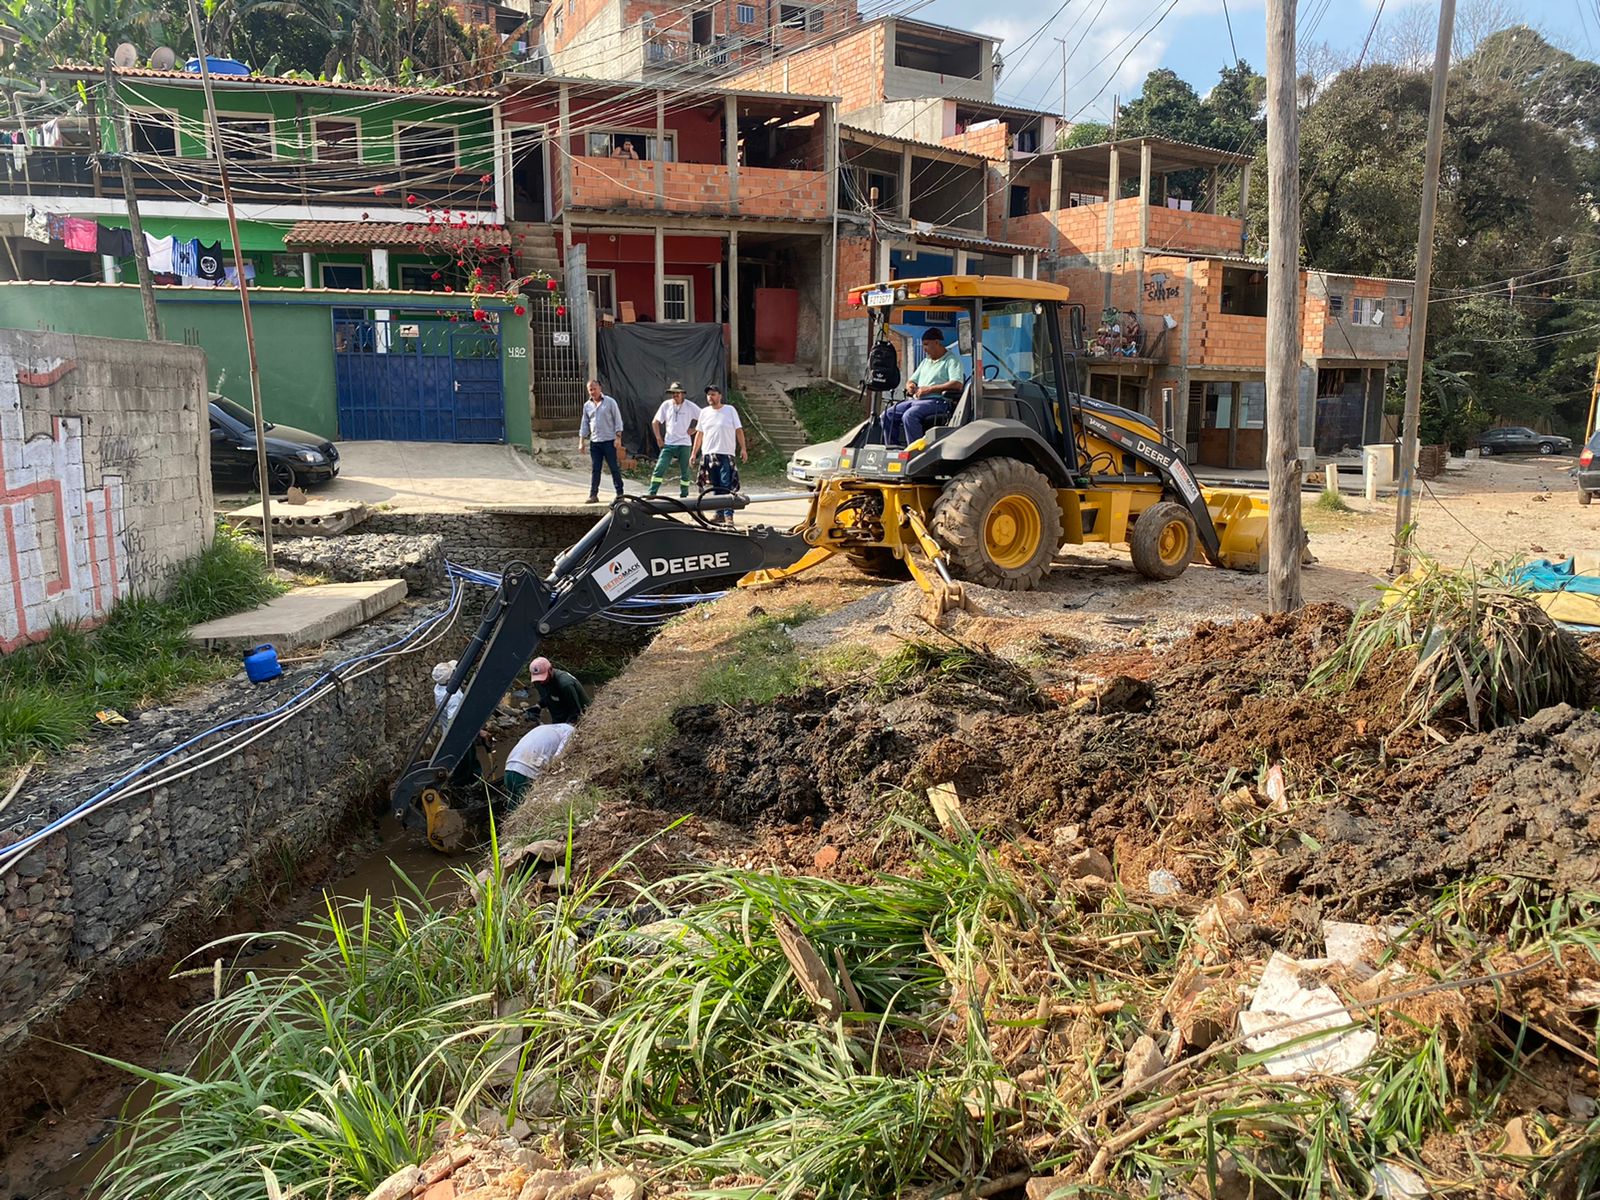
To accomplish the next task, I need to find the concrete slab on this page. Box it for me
[188,579,408,654]
[226,496,371,537]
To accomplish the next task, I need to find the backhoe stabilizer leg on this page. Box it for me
[739,544,838,588]
[902,508,970,621]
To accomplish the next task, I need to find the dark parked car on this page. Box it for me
[208,396,339,494]
[1577,431,1600,506]
[1475,425,1573,456]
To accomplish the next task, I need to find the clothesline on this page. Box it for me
[22,207,256,287]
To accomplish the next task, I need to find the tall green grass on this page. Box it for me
[789,383,866,445]
[0,524,283,764]
[90,822,1600,1200]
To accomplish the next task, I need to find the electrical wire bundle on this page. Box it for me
[0,578,469,880]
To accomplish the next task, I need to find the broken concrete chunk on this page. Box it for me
[1120,1033,1167,1094]
[1323,919,1403,969]
[1238,952,1377,1077]
[367,1166,424,1200]
[1147,869,1183,896]
[1066,847,1114,882]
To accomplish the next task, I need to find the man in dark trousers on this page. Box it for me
[528,656,589,724]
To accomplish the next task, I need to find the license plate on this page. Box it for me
[863,288,895,308]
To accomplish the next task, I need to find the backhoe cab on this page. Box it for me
[755,275,1270,594]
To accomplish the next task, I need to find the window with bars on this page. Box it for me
[662,277,692,322]
[1328,294,1344,317]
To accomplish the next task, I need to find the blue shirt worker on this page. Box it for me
[648,382,700,497]
[882,328,965,445]
[578,379,626,502]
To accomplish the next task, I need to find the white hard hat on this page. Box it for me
[432,660,457,685]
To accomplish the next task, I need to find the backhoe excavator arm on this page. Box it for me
[391,494,813,830]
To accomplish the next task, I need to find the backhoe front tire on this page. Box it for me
[931,458,1062,591]
[846,547,912,579]
[1130,501,1197,580]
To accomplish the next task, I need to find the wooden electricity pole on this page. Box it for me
[1054,36,1068,125]
[1264,0,1302,612]
[186,0,273,567]
[1392,0,1455,574]
[103,63,162,342]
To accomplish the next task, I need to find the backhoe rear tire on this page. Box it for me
[1130,501,1197,580]
[931,458,1062,591]
[846,547,912,579]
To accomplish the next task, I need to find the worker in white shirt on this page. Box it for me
[689,385,747,524]
[648,381,700,497]
[501,722,575,804]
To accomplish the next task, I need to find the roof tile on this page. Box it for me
[284,220,511,247]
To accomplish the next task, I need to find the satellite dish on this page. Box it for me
[151,46,177,70]
[113,42,139,68]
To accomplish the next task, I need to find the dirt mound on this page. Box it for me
[642,603,1600,915]
[1278,703,1600,911]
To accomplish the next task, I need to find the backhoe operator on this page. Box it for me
[882,327,964,445]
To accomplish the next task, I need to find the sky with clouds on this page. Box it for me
[906,0,1589,124]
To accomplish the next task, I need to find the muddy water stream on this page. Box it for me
[2,820,461,1200]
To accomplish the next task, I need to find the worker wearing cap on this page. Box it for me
[648,381,700,498]
[501,722,575,804]
[690,385,746,525]
[882,327,964,445]
[528,656,589,724]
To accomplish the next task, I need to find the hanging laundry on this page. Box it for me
[96,225,135,258]
[173,238,200,276]
[45,214,66,243]
[143,233,176,273]
[63,217,99,254]
[40,119,62,148]
[194,241,225,282]
[222,262,257,285]
[23,207,48,243]
[11,132,24,174]
[180,276,214,288]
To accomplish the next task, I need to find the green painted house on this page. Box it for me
[7,66,504,290]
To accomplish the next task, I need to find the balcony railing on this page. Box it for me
[0,147,493,211]
[643,31,765,72]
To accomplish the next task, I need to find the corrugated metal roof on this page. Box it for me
[52,64,496,99]
[284,220,511,247]
[839,124,987,161]
[1045,135,1254,169]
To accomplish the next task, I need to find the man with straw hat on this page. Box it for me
[648,381,700,498]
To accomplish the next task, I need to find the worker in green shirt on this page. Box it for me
[528,656,589,724]
[882,327,966,444]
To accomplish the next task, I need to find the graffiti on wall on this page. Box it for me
[1146,271,1180,303]
[0,357,128,653]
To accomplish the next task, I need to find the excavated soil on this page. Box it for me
[641,603,1600,919]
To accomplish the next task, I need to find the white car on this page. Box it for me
[787,439,843,486]
[788,422,866,485]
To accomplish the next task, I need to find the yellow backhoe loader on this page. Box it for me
[744,275,1270,603]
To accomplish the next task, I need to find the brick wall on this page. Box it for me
[832,231,873,378]
[1145,206,1245,256]
[941,122,1009,160]
[0,330,212,655]
[563,156,829,220]
[725,25,886,113]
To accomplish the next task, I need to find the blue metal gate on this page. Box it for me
[333,315,505,442]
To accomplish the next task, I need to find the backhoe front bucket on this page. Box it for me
[1202,488,1270,571]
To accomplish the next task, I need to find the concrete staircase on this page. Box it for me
[736,364,819,455]
[509,221,561,284]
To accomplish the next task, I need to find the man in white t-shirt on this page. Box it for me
[648,381,700,498]
[501,722,574,804]
[690,385,746,524]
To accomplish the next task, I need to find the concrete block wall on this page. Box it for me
[0,602,463,1036]
[0,329,212,654]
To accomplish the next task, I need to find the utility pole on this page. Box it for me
[1054,36,1068,127]
[185,0,273,567]
[1264,0,1302,611]
[1391,0,1455,574]
[1585,346,1599,440]
[103,63,162,342]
